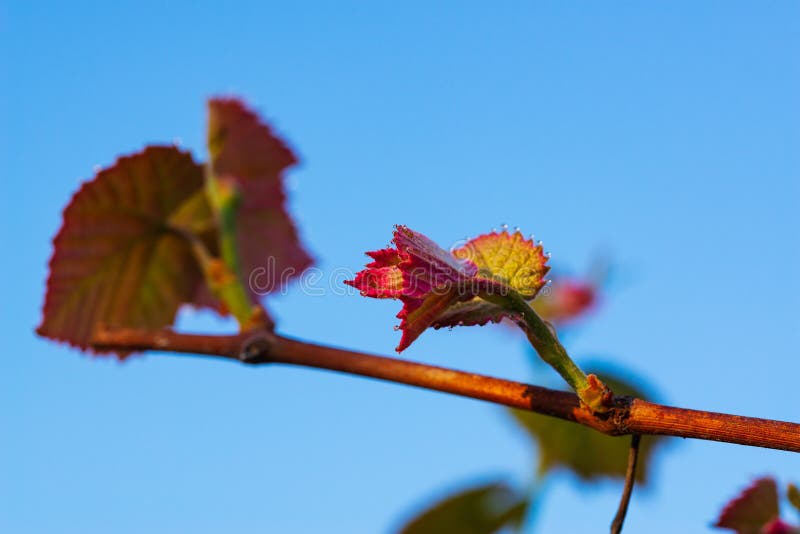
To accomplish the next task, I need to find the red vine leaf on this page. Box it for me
[348,248,406,299]
[346,226,549,351]
[206,98,312,302]
[429,298,509,330]
[762,519,800,534]
[714,477,781,534]
[347,225,477,351]
[37,146,209,354]
[531,277,597,324]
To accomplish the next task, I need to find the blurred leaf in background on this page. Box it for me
[509,368,665,483]
[713,477,794,534]
[36,147,208,354]
[397,480,528,534]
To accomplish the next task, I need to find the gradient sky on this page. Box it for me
[2,2,799,533]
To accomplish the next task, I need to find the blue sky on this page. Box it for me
[2,1,798,532]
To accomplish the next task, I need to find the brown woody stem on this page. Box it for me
[91,327,800,453]
[611,434,641,534]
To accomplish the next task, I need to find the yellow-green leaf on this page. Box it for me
[453,229,549,299]
[788,483,800,514]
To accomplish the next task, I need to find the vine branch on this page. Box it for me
[91,326,800,453]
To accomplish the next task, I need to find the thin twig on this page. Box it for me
[91,327,800,453]
[611,434,642,534]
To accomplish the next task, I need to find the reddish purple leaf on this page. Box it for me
[762,519,800,534]
[532,277,597,324]
[37,147,209,354]
[206,98,312,303]
[715,477,781,534]
[347,226,549,351]
[39,98,315,356]
[347,225,478,350]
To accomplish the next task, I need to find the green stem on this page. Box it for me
[481,289,606,411]
[204,166,258,327]
[510,292,588,393]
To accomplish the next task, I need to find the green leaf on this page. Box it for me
[508,369,663,483]
[787,483,800,515]
[714,477,780,533]
[397,481,527,534]
[37,146,208,354]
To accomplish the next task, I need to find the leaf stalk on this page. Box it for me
[203,166,262,328]
[481,289,607,411]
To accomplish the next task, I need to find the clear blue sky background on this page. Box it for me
[2,2,798,533]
